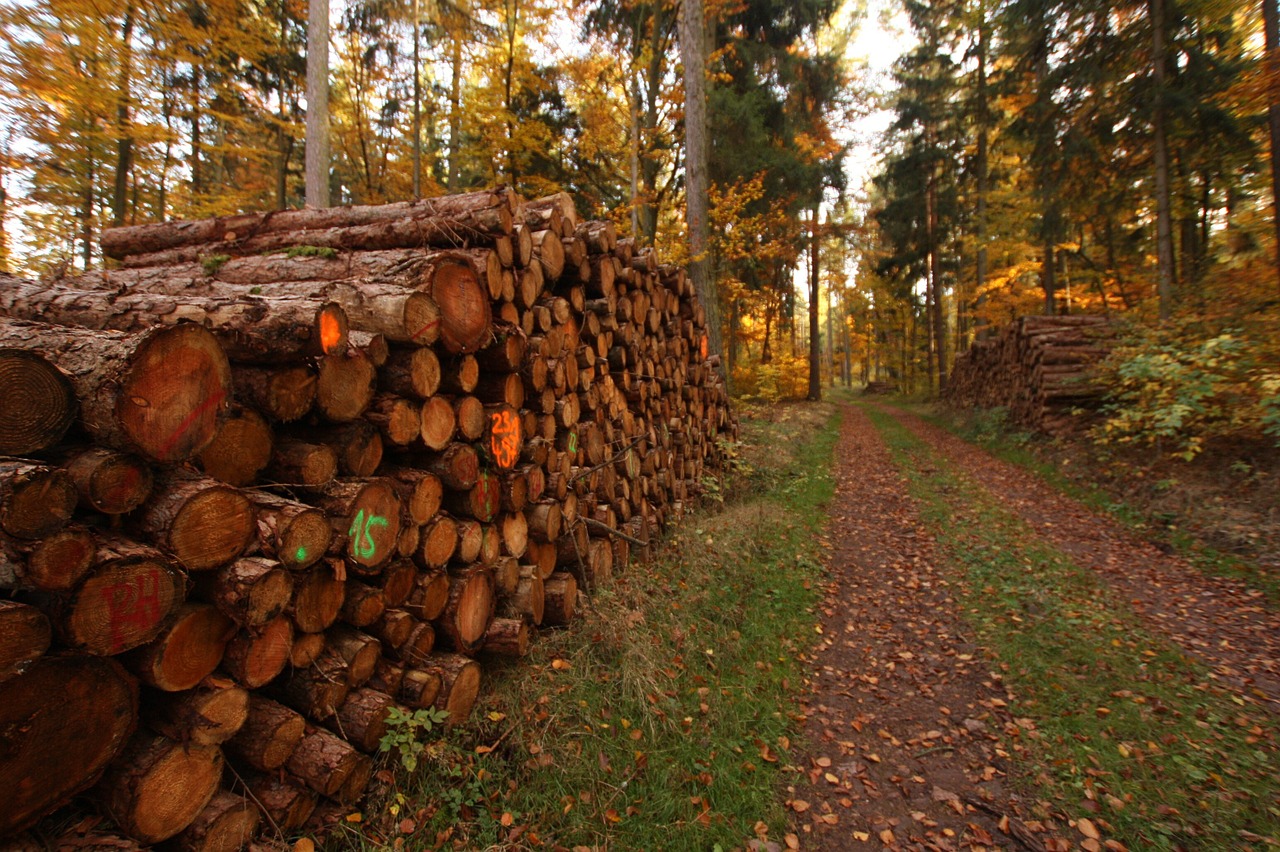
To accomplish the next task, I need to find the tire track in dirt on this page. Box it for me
[889,405,1280,710]
[790,403,1066,851]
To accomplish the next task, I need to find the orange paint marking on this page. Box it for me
[320,309,345,354]
[489,409,521,469]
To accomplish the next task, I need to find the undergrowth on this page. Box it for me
[330,403,839,851]
[867,406,1280,850]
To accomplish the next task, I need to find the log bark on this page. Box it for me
[542,572,578,626]
[0,318,232,463]
[0,348,77,456]
[0,599,51,681]
[171,790,260,852]
[226,694,306,771]
[0,461,77,540]
[246,491,333,571]
[238,771,316,832]
[101,189,516,259]
[396,667,442,709]
[96,733,223,844]
[418,652,481,724]
[143,675,249,746]
[324,687,396,753]
[0,655,138,835]
[62,447,154,515]
[481,616,530,656]
[286,725,373,805]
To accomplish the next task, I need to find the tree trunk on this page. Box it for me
[305,0,330,208]
[679,0,720,358]
[808,208,822,401]
[1149,0,1175,319]
[1264,0,1280,291]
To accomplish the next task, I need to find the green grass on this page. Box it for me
[334,404,839,851]
[865,406,1280,849]
[918,403,1280,603]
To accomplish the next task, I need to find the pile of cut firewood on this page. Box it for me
[946,315,1114,435]
[0,187,734,849]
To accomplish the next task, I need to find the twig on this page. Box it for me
[583,517,650,547]
[961,794,1047,852]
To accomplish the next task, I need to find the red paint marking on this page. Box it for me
[103,567,164,653]
[410,318,441,341]
[473,475,500,521]
[157,388,227,459]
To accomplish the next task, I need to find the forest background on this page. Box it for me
[1,0,1278,456]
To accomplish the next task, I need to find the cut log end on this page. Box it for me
[114,324,232,463]
[0,349,77,456]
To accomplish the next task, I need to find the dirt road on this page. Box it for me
[789,402,1280,851]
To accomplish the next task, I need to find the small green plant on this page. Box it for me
[285,244,338,259]
[379,706,449,773]
[201,253,231,274]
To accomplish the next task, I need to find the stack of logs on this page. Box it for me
[0,186,735,849]
[945,315,1114,435]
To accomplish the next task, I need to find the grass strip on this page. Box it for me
[914,404,1280,603]
[334,405,839,851]
[866,405,1280,850]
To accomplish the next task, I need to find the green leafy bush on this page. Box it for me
[1094,324,1279,459]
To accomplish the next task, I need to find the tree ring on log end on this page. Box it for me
[429,259,492,354]
[116,324,231,463]
[171,487,257,571]
[0,350,76,456]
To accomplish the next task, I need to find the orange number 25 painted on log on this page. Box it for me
[490,410,520,469]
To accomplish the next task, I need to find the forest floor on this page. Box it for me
[789,401,1280,851]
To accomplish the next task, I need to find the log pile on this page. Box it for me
[0,186,735,847]
[945,315,1114,435]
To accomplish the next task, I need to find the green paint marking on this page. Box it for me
[568,433,578,454]
[294,546,308,563]
[348,510,389,561]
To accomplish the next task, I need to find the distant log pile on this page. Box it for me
[0,186,735,847]
[946,315,1114,435]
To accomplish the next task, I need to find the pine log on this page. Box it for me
[62,447,154,515]
[324,687,397,753]
[369,607,416,649]
[290,559,346,634]
[324,625,382,685]
[0,655,138,835]
[226,694,306,771]
[170,790,260,852]
[542,572,578,626]
[367,393,422,446]
[419,394,458,450]
[101,189,516,259]
[0,461,77,541]
[481,617,531,657]
[0,276,349,363]
[315,347,377,422]
[312,478,402,573]
[298,420,384,477]
[396,666,442,709]
[134,470,256,571]
[527,500,563,543]
[443,469,501,522]
[96,733,223,844]
[221,615,294,688]
[416,513,458,570]
[453,394,487,441]
[0,599,51,681]
[269,653,351,720]
[233,364,317,422]
[246,491,332,571]
[0,318,232,463]
[434,564,494,654]
[406,570,450,622]
[0,347,77,456]
[368,658,406,698]
[500,511,528,560]
[394,620,437,667]
[455,519,483,563]
[238,771,316,832]
[143,675,249,746]
[197,556,293,628]
[51,536,185,655]
[195,405,275,489]
[491,555,520,596]
[380,346,441,398]
[384,466,443,525]
[266,438,337,487]
[126,603,236,692]
[378,558,418,608]
[419,653,482,724]
[289,630,326,667]
[501,568,545,625]
[339,579,388,628]
[286,725,373,805]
